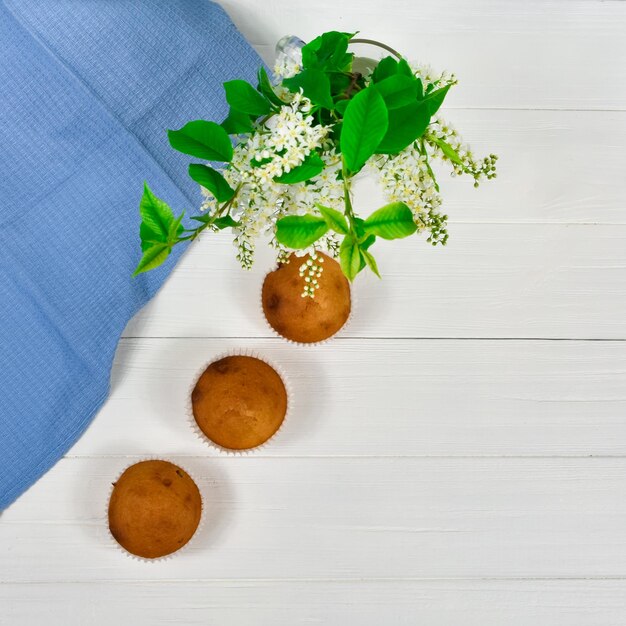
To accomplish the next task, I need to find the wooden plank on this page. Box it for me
[3,579,626,626]
[67,338,626,457]
[357,110,626,225]
[4,457,626,580]
[129,109,626,227]
[123,224,626,339]
[2,0,625,621]
[222,0,626,110]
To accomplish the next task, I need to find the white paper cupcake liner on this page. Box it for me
[186,349,292,456]
[259,254,355,348]
[106,456,205,563]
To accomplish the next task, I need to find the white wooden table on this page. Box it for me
[3,0,626,623]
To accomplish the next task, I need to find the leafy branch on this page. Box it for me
[133,29,497,283]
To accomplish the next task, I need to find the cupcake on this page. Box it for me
[108,460,202,559]
[191,354,288,451]
[262,251,351,344]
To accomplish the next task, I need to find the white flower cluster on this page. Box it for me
[287,147,344,213]
[298,251,325,298]
[275,147,344,270]
[373,143,445,241]
[426,116,498,187]
[261,94,328,170]
[200,94,334,268]
[194,54,497,270]
[409,63,458,91]
[372,110,497,245]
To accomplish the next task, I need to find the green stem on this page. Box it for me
[259,111,276,126]
[179,182,243,243]
[341,158,357,237]
[419,138,440,193]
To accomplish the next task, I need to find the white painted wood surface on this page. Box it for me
[2,0,626,623]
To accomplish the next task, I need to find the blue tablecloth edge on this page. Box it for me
[0,242,188,511]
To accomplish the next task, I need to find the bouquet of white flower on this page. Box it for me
[134,31,497,294]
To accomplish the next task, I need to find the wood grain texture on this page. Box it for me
[124,224,626,340]
[370,110,626,224]
[4,457,626,581]
[70,338,626,457]
[3,0,626,623]
[223,0,626,110]
[3,580,626,626]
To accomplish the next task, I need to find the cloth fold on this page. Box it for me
[0,0,262,509]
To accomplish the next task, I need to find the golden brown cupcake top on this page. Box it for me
[191,355,287,450]
[108,460,202,559]
[262,252,351,344]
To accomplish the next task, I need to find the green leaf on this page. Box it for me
[423,84,451,116]
[224,80,271,117]
[221,109,254,134]
[140,228,159,252]
[371,56,399,83]
[376,101,430,154]
[331,121,343,143]
[431,137,463,165]
[190,214,239,229]
[139,183,174,249]
[283,68,334,109]
[364,202,417,240]
[133,243,171,276]
[213,215,239,229]
[274,153,325,184]
[167,211,184,242]
[190,213,213,224]
[275,214,329,249]
[329,73,351,98]
[257,67,284,107]
[361,248,381,278]
[168,120,233,162]
[335,99,349,115]
[301,31,354,72]
[188,164,234,202]
[339,236,362,281]
[374,74,419,110]
[341,86,389,172]
[397,58,414,78]
[415,77,424,100]
[360,233,376,250]
[316,203,349,235]
[352,216,366,240]
[251,156,273,168]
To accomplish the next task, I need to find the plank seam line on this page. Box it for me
[61,454,626,460]
[119,336,626,342]
[4,576,626,585]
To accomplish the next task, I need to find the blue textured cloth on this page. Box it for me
[0,0,262,509]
